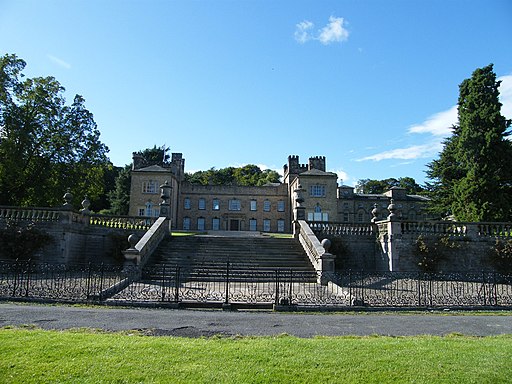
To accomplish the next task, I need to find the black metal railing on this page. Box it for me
[1,260,511,308]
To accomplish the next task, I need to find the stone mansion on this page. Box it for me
[128,153,430,232]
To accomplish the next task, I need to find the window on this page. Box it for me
[357,211,365,222]
[250,200,257,211]
[183,217,191,230]
[313,204,322,221]
[343,213,349,222]
[184,198,191,210]
[138,208,145,216]
[197,217,205,231]
[309,185,326,197]
[277,219,285,232]
[277,201,285,212]
[263,219,271,232]
[142,180,158,194]
[145,202,159,217]
[198,198,206,210]
[343,203,349,210]
[212,218,220,231]
[212,199,220,211]
[229,199,241,211]
[249,219,257,231]
[263,200,271,212]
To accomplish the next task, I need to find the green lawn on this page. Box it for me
[1,328,511,383]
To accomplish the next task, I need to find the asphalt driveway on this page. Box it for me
[1,303,511,337]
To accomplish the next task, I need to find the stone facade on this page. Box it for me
[129,153,431,232]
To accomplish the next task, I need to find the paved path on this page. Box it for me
[1,303,511,337]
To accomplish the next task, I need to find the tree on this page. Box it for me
[0,54,111,207]
[184,165,280,186]
[426,64,512,221]
[133,145,170,167]
[356,177,424,195]
[107,165,131,215]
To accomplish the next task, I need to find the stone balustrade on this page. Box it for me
[0,206,61,222]
[309,221,376,236]
[400,221,468,237]
[89,214,156,230]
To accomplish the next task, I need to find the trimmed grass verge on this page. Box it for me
[1,328,511,383]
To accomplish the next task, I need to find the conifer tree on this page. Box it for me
[426,64,512,221]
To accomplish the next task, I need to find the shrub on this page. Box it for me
[489,239,512,274]
[0,220,53,260]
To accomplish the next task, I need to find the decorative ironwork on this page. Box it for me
[1,260,511,308]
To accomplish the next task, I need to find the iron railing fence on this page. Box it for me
[1,260,512,308]
[0,260,129,302]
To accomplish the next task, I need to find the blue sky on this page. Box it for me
[2,0,511,186]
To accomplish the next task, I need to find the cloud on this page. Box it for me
[408,106,457,136]
[47,54,71,69]
[294,20,314,44]
[333,169,350,184]
[318,16,349,45]
[358,72,512,163]
[357,142,443,162]
[498,74,512,119]
[294,16,349,45]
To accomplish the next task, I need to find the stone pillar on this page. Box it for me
[386,199,402,271]
[318,238,336,285]
[293,184,306,237]
[122,234,140,271]
[159,181,172,232]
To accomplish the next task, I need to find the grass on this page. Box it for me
[1,328,511,383]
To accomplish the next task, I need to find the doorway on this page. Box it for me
[229,219,240,231]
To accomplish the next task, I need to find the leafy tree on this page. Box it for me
[0,54,110,207]
[185,165,280,186]
[133,145,170,167]
[356,177,424,195]
[426,64,512,221]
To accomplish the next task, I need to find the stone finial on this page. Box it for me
[371,203,379,223]
[127,234,138,250]
[80,196,91,215]
[321,238,331,252]
[62,189,73,210]
[387,198,397,221]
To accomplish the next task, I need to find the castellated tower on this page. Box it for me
[308,156,326,172]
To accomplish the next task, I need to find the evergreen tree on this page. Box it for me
[426,64,512,221]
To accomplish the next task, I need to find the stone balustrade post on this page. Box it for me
[122,234,140,271]
[318,238,336,285]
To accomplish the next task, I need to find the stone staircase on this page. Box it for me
[142,232,317,282]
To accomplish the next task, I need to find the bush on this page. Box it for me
[489,239,512,274]
[0,221,53,260]
[414,235,459,273]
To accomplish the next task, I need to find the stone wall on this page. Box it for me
[0,207,147,265]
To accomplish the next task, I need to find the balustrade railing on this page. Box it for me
[0,206,61,223]
[89,214,156,230]
[309,221,377,236]
[400,221,468,236]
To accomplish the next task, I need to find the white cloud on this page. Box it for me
[294,20,314,44]
[357,142,443,162]
[47,54,71,69]
[408,106,457,136]
[294,16,349,45]
[333,169,350,184]
[498,74,512,120]
[359,72,512,163]
[318,16,349,45]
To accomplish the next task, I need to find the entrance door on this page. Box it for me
[229,219,240,231]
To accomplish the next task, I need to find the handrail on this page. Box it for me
[125,217,169,269]
[297,220,324,271]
